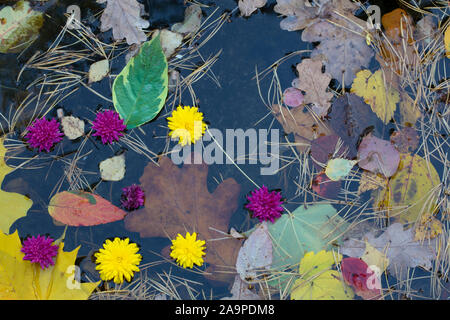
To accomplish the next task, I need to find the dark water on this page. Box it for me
[0,0,448,299]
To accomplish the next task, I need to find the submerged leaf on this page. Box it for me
[113,34,168,129]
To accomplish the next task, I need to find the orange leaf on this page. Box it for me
[48,191,127,226]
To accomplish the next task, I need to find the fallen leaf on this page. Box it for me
[124,156,242,283]
[325,158,357,181]
[171,4,202,35]
[310,135,347,170]
[415,15,438,47]
[357,133,400,178]
[0,138,33,233]
[221,275,261,300]
[351,69,400,124]
[342,223,438,281]
[398,92,421,125]
[340,257,382,300]
[414,213,443,241]
[0,0,44,53]
[61,116,84,140]
[238,0,267,17]
[98,0,149,45]
[282,87,304,108]
[312,172,341,199]
[88,59,109,83]
[373,153,441,224]
[263,204,348,289]
[445,25,450,58]
[293,58,333,117]
[236,222,272,283]
[48,190,127,226]
[328,93,382,158]
[360,241,389,273]
[0,230,99,299]
[291,250,353,300]
[158,29,183,58]
[357,171,385,195]
[390,127,420,153]
[99,154,125,181]
[272,104,333,153]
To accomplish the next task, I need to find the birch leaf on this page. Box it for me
[351,69,400,124]
[98,0,149,45]
[325,158,357,181]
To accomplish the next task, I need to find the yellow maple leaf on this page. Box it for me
[291,250,354,300]
[0,138,33,233]
[351,69,400,124]
[0,230,99,299]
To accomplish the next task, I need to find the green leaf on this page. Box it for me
[0,1,44,53]
[264,204,348,289]
[113,34,168,129]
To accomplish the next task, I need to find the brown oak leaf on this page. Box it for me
[272,103,333,153]
[292,58,333,117]
[124,156,242,283]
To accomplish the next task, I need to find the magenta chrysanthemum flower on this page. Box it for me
[92,110,126,144]
[245,185,283,223]
[24,118,63,152]
[21,235,59,269]
[121,184,145,210]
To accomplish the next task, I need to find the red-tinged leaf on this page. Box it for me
[341,257,382,300]
[48,191,127,226]
[312,172,341,199]
[310,135,347,170]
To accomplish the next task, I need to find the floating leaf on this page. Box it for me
[398,91,421,125]
[48,191,127,226]
[99,154,126,181]
[0,1,44,53]
[373,153,441,224]
[171,4,202,35]
[341,258,382,300]
[0,230,99,299]
[390,127,420,153]
[124,155,242,283]
[272,104,333,153]
[264,204,348,289]
[236,222,272,283]
[325,158,357,181]
[414,213,443,241]
[98,0,149,45]
[113,34,168,129]
[293,58,333,117]
[158,29,183,58]
[221,275,261,300]
[282,87,304,108]
[88,59,109,83]
[291,250,353,300]
[357,134,400,178]
[61,116,84,140]
[445,25,450,58]
[310,135,347,170]
[360,241,389,274]
[312,172,341,199]
[357,171,385,195]
[351,69,400,124]
[238,0,267,17]
[0,138,33,233]
[342,223,438,281]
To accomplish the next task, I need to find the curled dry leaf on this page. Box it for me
[124,155,242,283]
[238,0,267,17]
[61,116,84,140]
[357,134,400,178]
[272,103,333,153]
[236,222,272,283]
[171,4,202,35]
[99,154,126,181]
[293,58,333,117]
[98,0,149,45]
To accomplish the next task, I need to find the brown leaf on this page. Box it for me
[124,156,242,283]
[272,103,333,153]
[390,127,419,153]
[293,58,333,117]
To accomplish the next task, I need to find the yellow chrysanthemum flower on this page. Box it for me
[167,106,206,146]
[94,238,142,284]
[170,232,206,269]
